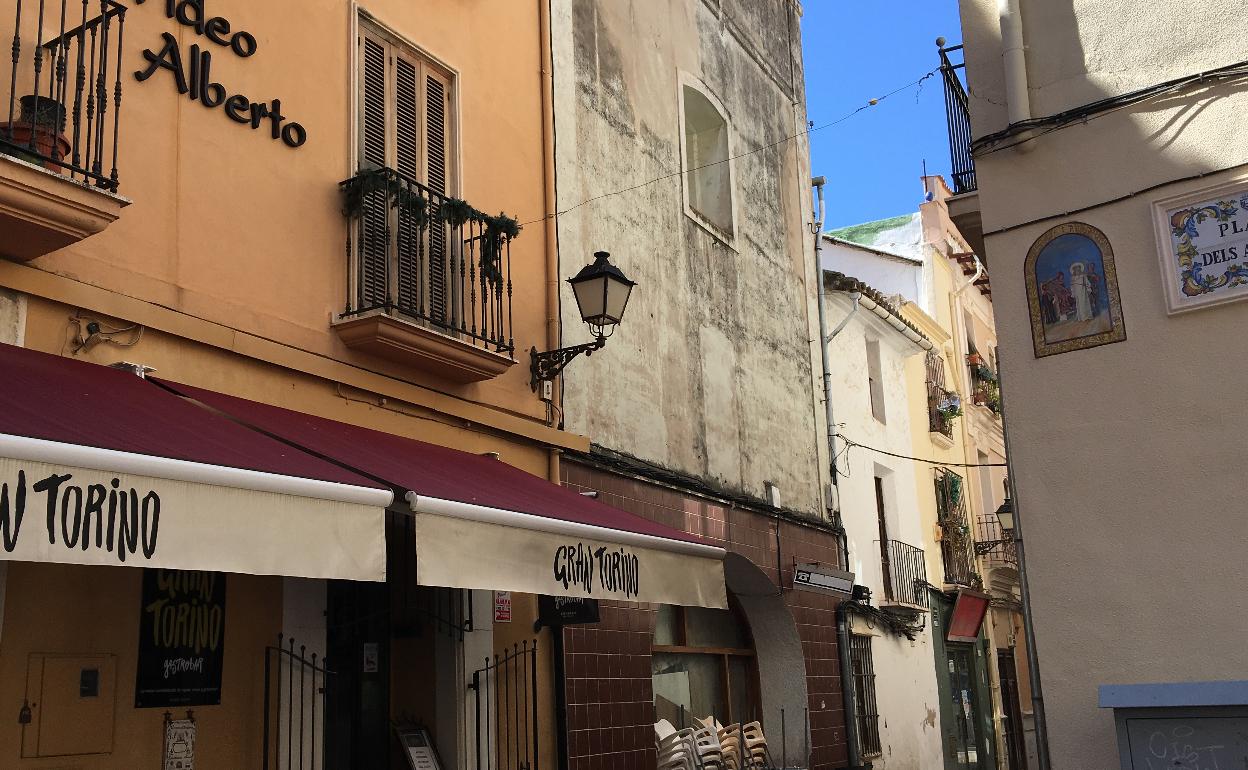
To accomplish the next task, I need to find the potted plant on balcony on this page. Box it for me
[936,392,963,423]
[0,96,70,173]
[965,351,983,366]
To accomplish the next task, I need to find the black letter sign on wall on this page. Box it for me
[135,568,227,708]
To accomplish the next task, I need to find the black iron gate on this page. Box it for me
[263,634,332,770]
[471,640,539,770]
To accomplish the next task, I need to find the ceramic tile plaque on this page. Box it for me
[1152,179,1248,314]
[1025,222,1126,357]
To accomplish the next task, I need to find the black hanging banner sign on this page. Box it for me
[538,595,600,628]
[135,569,227,708]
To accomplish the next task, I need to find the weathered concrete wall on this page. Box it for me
[552,0,824,516]
[959,1,1248,768]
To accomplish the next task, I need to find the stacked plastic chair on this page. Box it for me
[655,719,698,770]
[742,721,768,768]
[696,718,769,770]
[692,721,724,769]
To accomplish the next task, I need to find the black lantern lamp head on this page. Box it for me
[531,251,637,391]
[568,251,636,339]
[994,498,1015,533]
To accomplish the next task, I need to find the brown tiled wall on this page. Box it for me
[560,462,849,770]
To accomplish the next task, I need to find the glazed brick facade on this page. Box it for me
[560,461,849,770]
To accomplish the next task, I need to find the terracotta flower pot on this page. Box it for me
[0,95,70,174]
[966,353,983,365]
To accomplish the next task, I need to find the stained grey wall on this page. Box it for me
[552,0,825,516]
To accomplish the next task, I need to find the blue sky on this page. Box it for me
[802,0,964,230]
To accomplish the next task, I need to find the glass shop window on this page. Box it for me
[652,602,757,729]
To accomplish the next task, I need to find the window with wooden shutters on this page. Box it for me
[355,22,456,326]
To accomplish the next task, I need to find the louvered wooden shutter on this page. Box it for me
[424,68,452,325]
[393,53,421,312]
[358,33,390,309]
[356,23,456,323]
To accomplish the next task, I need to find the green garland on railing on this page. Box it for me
[438,197,478,228]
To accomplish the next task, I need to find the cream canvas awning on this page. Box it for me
[159,380,728,609]
[0,344,391,581]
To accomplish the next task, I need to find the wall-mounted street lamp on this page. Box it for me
[975,497,1017,555]
[531,251,636,391]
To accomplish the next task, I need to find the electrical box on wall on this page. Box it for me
[22,653,117,758]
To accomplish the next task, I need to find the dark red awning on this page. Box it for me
[0,342,382,488]
[155,378,707,547]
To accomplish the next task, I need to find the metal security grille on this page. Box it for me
[937,43,976,194]
[850,635,882,758]
[263,635,332,770]
[926,352,955,438]
[935,469,978,587]
[471,641,539,770]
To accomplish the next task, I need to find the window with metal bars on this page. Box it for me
[849,635,882,757]
[355,21,456,325]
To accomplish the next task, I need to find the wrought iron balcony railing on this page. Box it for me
[340,167,516,357]
[974,513,1017,566]
[935,468,979,587]
[2,0,126,191]
[881,539,929,609]
[937,43,976,195]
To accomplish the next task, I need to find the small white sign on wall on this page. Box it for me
[1153,178,1248,314]
[163,718,195,770]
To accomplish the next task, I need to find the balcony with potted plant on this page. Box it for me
[969,362,1002,417]
[0,0,129,263]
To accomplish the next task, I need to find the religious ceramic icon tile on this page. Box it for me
[1025,222,1126,358]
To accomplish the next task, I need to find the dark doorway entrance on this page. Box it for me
[997,650,1028,770]
[325,579,391,770]
[945,644,985,769]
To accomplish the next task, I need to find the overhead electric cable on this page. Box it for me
[835,433,1008,468]
[518,67,941,228]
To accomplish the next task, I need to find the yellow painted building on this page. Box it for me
[0,0,727,767]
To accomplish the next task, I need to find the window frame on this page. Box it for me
[866,338,886,424]
[354,14,460,191]
[651,603,759,726]
[676,73,738,247]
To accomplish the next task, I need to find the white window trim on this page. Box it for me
[677,71,738,249]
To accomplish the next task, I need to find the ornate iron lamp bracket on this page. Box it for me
[530,336,606,391]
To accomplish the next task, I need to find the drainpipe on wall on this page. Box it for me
[998,0,1036,152]
[995,348,1052,770]
[814,177,867,770]
[540,0,562,429]
[811,177,850,569]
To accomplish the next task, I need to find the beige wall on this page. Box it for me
[2,0,566,441]
[0,562,280,769]
[551,0,826,516]
[1,0,570,766]
[959,1,1248,768]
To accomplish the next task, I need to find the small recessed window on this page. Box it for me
[866,339,886,423]
[682,85,733,236]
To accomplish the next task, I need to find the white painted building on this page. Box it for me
[821,270,945,770]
